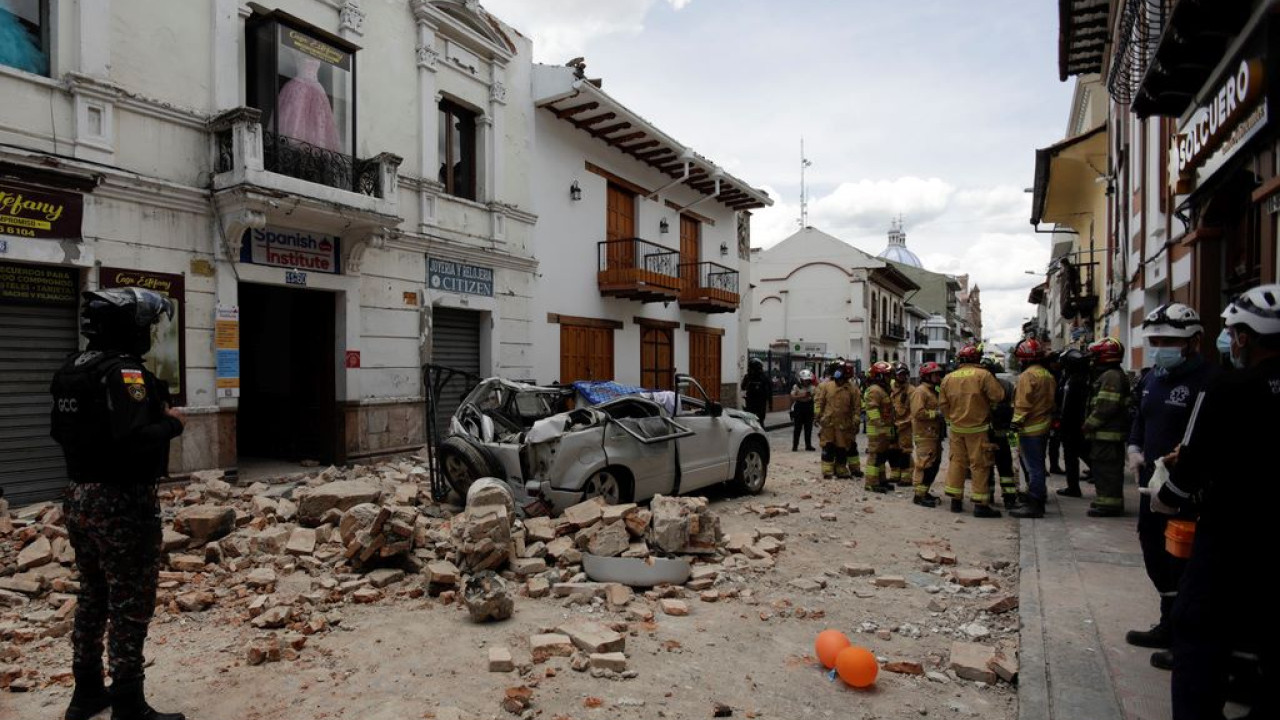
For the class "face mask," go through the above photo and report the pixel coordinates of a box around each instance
[1149,346,1185,370]
[1216,329,1232,355]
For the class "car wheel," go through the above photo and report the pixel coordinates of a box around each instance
[731,439,768,495]
[581,468,634,505]
[438,436,492,498]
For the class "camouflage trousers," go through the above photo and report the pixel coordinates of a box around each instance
[63,483,162,683]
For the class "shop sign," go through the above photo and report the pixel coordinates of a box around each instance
[792,341,827,354]
[240,226,341,274]
[280,25,351,70]
[1171,59,1266,193]
[215,305,241,398]
[0,260,78,306]
[101,267,187,406]
[428,257,493,297]
[0,180,84,240]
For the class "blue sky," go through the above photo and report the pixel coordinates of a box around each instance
[485,0,1077,342]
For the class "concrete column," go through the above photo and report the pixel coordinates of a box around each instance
[211,0,246,110]
[77,0,110,76]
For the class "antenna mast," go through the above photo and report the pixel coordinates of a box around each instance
[799,138,812,228]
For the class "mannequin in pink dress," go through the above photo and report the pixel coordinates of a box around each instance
[277,56,342,152]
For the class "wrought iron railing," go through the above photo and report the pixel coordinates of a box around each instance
[597,238,681,278]
[264,131,370,194]
[680,261,739,295]
[881,322,908,341]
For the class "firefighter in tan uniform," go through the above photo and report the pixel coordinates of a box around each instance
[889,363,914,486]
[814,360,861,479]
[910,361,946,507]
[938,345,1006,518]
[862,361,896,493]
[1082,337,1131,517]
[1009,338,1057,519]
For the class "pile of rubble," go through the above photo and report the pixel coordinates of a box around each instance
[0,460,786,694]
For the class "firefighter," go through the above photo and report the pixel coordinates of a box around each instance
[910,361,946,507]
[50,288,187,720]
[814,360,861,479]
[1154,285,1280,719]
[1055,348,1092,497]
[938,344,1005,517]
[889,363,914,486]
[1082,337,1130,517]
[1009,338,1057,519]
[1121,303,1216,671]
[862,361,896,493]
[983,355,1019,507]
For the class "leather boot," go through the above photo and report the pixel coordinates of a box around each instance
[1010,497,1045,519]
[111,678,185,720]
[1150,650,1174,671]
[821,461,834,479]
[950,498,964,513]
[1056,485,1082,497]
[65,665,111,720]
[972,503,1003,519]
[913,494,938,508]
[1087,505,1125,518]
[1125,623,1172,649]
[864,482,889,493]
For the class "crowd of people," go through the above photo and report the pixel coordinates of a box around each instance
[761,282,1279,720]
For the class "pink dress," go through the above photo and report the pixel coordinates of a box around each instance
[277,57,342,152]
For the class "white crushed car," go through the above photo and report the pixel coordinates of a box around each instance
[438,374,770,513]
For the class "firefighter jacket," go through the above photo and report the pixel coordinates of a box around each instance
[1083,365,1131,443]
[50,349,184,484]
[863,383,895,452]
[815,379,861,445]
[910,383,943,441]
[891,381,914,439]
[938,365,1005,434]
[1012,364,1057,437]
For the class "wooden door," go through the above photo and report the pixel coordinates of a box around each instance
[606,183,636,269]
[560,324,615,384]
[680,215,700,287]
[688,330,721,401]
[640,326,674,390]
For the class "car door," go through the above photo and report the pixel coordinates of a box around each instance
[674,375,733,491]
[597,399,688,501]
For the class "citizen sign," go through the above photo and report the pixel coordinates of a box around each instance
[1174,59,1264,183]
[428,257,494,297]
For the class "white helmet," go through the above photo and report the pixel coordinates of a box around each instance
[798,369,814,382]
[1142,302,1202,339]
[1222,284,1280,336]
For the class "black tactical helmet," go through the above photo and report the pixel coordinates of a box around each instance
[81,287,174,354]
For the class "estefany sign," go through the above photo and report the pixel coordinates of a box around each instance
[0,180,83,240]
[428,257,493,297]
[240,226,341,274]
[1172,59,1265,191]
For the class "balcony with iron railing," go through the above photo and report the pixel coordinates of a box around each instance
[597,238,682,302]
[881,322,908,342]
[678,261,739,313]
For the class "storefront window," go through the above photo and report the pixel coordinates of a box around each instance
[247,12,358,187]
[0,0,49,76]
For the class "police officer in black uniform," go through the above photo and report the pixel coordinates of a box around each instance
[51,287,186,720]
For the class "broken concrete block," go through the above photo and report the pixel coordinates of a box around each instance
[526,577,550,598]
[873,576,908,588]
[338,503,381,544]
[524,516,557,543]
[510,557,547,577]
[489,647,515,672]
[245,635,282,665]
[788,578,823,592]
[168,554,206,573]
[601,503,637,524]
[285,527,317,556]
[530,633,575,662]
[462,571,514,623]
[659,599,689,616]
[452,506,511,573]
[544,536,575,560]
[952,568,989,587]
[755,536,784,554]
[604,583,633,608]
[253,526,291,555]
[297,481,381,526]
[161,529,190,552]
[990,651,1018,683]
[589,652,627,672]
[623,508,652,538]
[0,576,43,595]
[699,590,720,603]
[885,660,924,675]
[984,595,1019,614]
[648,495,721,555]
[584,520,630,558]
[246,567,277,590]
[175,591,214,612]
[562,497,606,527]
[366,568,405,589]
[351,587,382,604]
[842,563,875,577]
[558,620,625,654]
[251,496,278,517]
[173,505,236,544]
[251,606,291,629]
[950,642,998,683]
[16,536,52,571]
[426,560,460,587]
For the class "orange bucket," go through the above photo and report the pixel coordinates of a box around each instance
[1165,519,1196,559]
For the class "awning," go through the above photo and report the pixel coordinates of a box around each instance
[1030,124,1108,226]
[1058,0,1111,81]
[533,64,772,211]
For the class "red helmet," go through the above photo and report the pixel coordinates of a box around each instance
[1014,338,1047,363]
[918,361,943,379]
[956,345,982,364]
[1087,337,1125,365]
[868,361,893,381]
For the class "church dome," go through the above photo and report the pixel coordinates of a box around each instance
[877,218,922,268]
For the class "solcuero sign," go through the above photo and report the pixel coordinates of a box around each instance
[1172,59,1265,192]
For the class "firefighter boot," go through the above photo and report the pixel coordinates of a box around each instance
[1125,623,1172,649]
[821,461,834,479]
[1009,497,1045,519]
[65,665,111,720]
[913,493,939,508]
[865,480,889,493]
[110,679,185,720]
[834,463,852,479]
[972,503,1003,519]
[950,497,964,513]
[1149,650,1174,671]
[848,456,864,478]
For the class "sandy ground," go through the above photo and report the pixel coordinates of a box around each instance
[4,428,1020,720]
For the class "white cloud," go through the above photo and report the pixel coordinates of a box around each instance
[810,177,955,233]
[483,0,674,62]
[666,0,694,8]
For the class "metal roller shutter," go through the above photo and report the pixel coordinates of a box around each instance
[0,303,79,505]
[430,307,482,439]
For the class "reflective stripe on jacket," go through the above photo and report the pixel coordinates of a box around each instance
[1084,366,1131,442]
[910,383,942,440]
[938,365,1005,433]
[863,384,894,440]
[815,379,861,430]
[1013,365,1056,436]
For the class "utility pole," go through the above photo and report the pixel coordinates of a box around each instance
[799,138,812,228]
